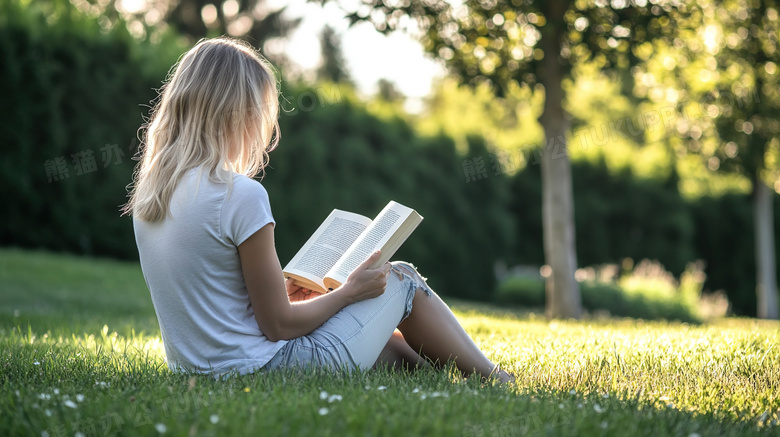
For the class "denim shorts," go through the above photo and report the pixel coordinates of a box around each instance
[263,261,434,372]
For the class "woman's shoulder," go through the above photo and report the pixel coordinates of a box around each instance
[225,173,271,208]
[231,173,269,195]
[221,172,275,242]
[182,166,271,205]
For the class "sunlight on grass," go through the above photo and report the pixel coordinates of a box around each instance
[2,249,780,436]
[4,325,166,379]
[449,303,780,431]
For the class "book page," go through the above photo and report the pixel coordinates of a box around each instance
[325,201,414,287]
[283,210,372,292]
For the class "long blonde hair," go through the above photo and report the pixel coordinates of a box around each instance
[124,37,280,222]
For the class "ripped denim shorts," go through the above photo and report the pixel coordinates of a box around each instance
[263,261,434,371]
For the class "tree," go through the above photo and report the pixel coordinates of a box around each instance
[377,78,404,103]
[326,0,686,318]
[710,0,779,319]
[318,25,352,84]
[85,0,301,66]
[166,0,301,62]
[654,0,779,318]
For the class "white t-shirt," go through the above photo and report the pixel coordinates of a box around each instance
[133,167,287,376]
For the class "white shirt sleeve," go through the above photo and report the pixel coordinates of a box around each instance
[221,175,276,247]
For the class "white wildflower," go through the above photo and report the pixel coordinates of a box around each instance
[593,404,604,413]
[319,390,328,400]
[52,389,59,395]
[45,409,52,417]
[688,433,701,437]
[38,394,50,401]
[209,414,219,424]
[412,388,420,394]
[155,423,167,433]
[569,389,577,395]
[377,386,387,391]
[318,407,329,416]
[328,394,342,403]
[63,400,77,409]
[76,394,84,402]
[33,361,40,366]
[75,432,85,437]
[602,393,609,399]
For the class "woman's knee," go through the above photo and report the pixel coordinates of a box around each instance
[389,261,434,298]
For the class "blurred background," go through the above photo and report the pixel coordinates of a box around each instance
[2,0,779,321]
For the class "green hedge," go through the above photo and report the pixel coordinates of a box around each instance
[507,158,694,274]
[0,0,177,259]
[689,194,758,316]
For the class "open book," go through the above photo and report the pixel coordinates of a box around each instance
[282,201,423,294]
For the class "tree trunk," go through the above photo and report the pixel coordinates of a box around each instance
[538,0,582,319]
[754,179,779,319]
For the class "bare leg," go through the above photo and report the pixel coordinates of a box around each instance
[398,289,514,383]
[373,330,430,372]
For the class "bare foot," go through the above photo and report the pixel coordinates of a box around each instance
[496,367,516,384]
[482,364,516,385]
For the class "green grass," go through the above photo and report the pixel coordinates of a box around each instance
[1,248,779,436]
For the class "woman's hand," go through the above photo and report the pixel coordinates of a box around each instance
[286,277,318,302]
[339,250,391,304]
[240,224,379,341]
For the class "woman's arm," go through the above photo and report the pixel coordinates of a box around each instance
[238,223,390,342]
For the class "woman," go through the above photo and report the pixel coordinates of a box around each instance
[125,37,513,383]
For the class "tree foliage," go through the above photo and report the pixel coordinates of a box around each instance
[64,0,300,66]
[332,0,687,95]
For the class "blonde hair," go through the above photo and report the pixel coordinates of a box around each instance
[124,37,280,222]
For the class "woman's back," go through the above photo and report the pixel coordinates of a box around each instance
[133,167,286,375]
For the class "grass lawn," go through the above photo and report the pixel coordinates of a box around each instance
[1,248,779,436]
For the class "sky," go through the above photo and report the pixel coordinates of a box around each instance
[266,0,446,111]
